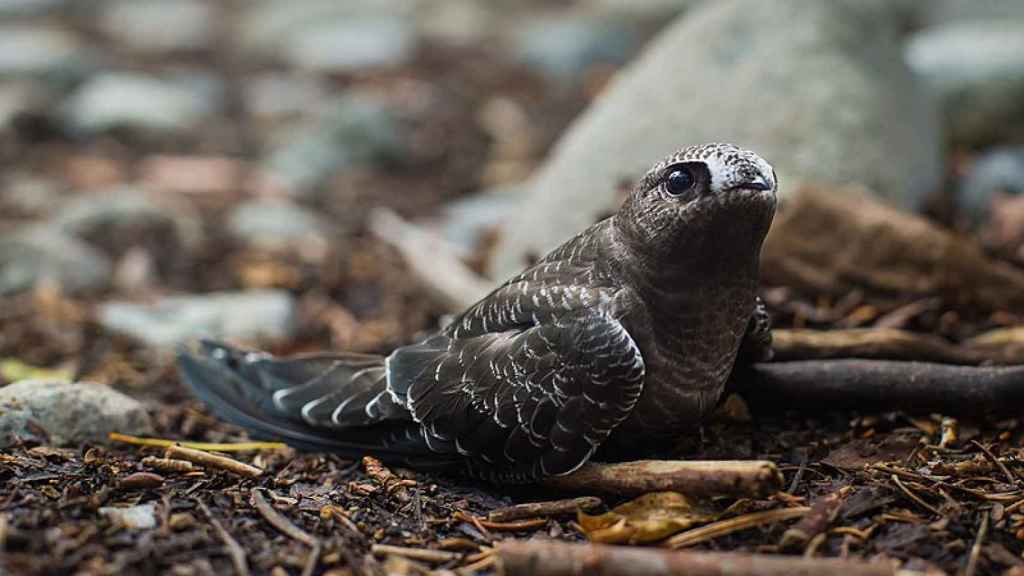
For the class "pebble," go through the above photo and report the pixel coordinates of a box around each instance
[61,72,217,136]
[98,290,297,348]
[0,379,152,448]
[284,17,415,73]
[959,147,1024,222]
[99,504,158,530]
[227,198,328,250]
[508,13,641,81]
[0,226,112,296]
[100,0,214,54]
[906,21,1024,146]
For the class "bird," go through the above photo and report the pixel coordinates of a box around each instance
[178,142,778,483]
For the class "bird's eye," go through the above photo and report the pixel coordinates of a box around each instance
[664,167,695,196]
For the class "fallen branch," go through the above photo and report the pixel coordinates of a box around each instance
[488,496,603,522]
[770,328,1024,365]
[371,544,461,564]
[369,207,495,312]
[196,498,250,576]
[743,360,1024,419]
[250,489,317,546]
[165,444,263,478]
[496,540,933,576]
[542,460,782,498]
[109,432,287,452]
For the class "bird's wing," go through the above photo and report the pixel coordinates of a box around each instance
[386,310,645,481]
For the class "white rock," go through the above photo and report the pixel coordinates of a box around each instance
[99,504,158,529]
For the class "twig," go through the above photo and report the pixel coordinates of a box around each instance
[770,328,999,364]
[474,516,547,532]
[458,553,496,575]
[109,432,287,452]
[891,474,942,517]
[371,544,461,564]
[141,456,195,473]
[301,542,321,576]
[166,444,263,478]
[489,496,602,522]
[249,489,317,546]
[965,510,989,576]
[196,498,250,576]
[496,540,929,576]
[320,504,363,538]
[666,507,809,548]
[971,440,1017,486]
[780,487,851,550]
[542,460,782,497]
[363,456,413,504]
[369,207,495,312]
[745,360,1024,419]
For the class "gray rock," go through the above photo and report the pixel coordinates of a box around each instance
[227,198,328,249]
[0,80,52,131]
[243,73,327,120]
[264,95,403,195]
[0,24,92,83]
[62,72,217,136]
[1,174,62,216]
[440,184,521,256]
[959,146,1024,222]
[0,379,152,448]
[906,21,1024,147]
[238,0,419,58]
[508,13,641,81]
[0,226,112,296]
[920,0,1024,25]
[491,0,941,279]
[98,290,297,348]
[100,0,214,53]
[99,504,158,529]
[0,0,66,16]
[583,0,697,23]
[52,186,203,265]
[284,17,415,73]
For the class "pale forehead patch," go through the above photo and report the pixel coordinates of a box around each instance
[646,143,776,193]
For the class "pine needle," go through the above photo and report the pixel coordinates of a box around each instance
[108,432,288,452]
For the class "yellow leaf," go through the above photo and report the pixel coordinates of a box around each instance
[0,358,73,383]
[577,492,720,544]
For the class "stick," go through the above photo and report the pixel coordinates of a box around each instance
[770,328,1021,365]
[495,540,929,576]
[542,460,782,498]
[141,456,195,474]
[965,511,989,576]
[166,444,263,478]
[780,487,851,550]
[488,497,603,522]
[666,507,809,548]
[370,544,461,564]
[109,432,287,452]
[196,498,250,576]
[743,360,1024,420]
[369,207,495,312]
[250,489,317,547]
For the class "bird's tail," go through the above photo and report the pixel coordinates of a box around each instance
[177,340,446,465]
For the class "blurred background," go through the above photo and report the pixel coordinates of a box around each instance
[0,0,1023,400]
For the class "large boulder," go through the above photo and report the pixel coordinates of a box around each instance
[491,0,941,279]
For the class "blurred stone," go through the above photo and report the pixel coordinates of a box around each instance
[62,72,217,136]
[584,0,697,22]
[492,0,941,278]
[100,0,214,53]
[439,184,521,256]
[959,147,1024,222]
[227,198,328,250]
[284,17,415,73]
[0,226,112,296]
[238,0,419,58]
[0,80,52,131]
[98,290,297,348]
[0,0,66,16]
[99,504,158,529]
[508,13,641,81]
[0,24,94,87]
[243,73,327,120]
[906,21,1024,147]
[417,0,495,46]
[920,0,1024,25]
[52,186,204,264]
[1,174,61,216]
[264,95,403,196]
[140,155,243,196]
[0,379,152,448]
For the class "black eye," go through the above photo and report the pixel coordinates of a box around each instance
[664,168,695,196]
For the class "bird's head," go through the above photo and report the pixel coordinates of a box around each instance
[615,143,777,275]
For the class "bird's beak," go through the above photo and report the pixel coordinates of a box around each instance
[744,174,772,192]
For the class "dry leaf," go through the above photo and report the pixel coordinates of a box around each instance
[577,491,719,544]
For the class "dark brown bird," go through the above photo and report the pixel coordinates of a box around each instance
[178,142,777,482]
